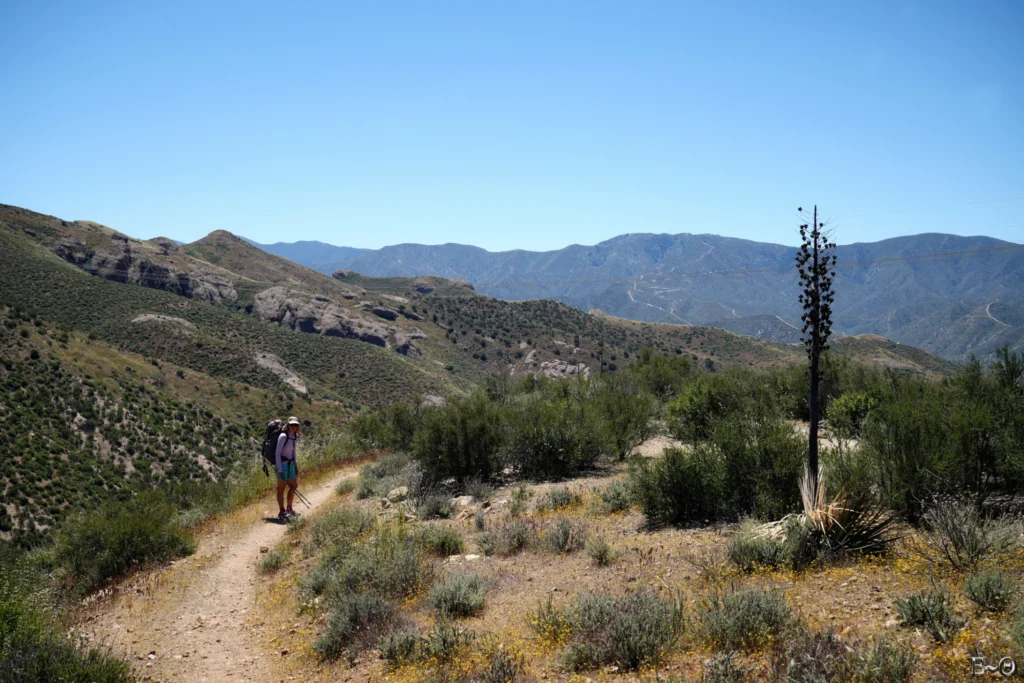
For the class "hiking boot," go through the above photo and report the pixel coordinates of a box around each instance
[286,508,299,518]
[278,510,290,523]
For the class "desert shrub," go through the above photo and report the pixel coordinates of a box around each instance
[627,350,693,400]
[698,586,793,651]
[0,564,133,683]
[527,594,571,642]
[414,393,505,483]
[420,526,465,557]
[314,591,396,661]
[304,524,432,603]
[594,479,633,513]
[309,507,374,548]
[536,486,580,512]
[502,396,604,478]
[590,376,655,459]
[853,636,917,683]
[828,390,876,439]
[665,370,773,443]
[893,587,964,643]
[702,652,753,682]
[430,572,489,618]
[556,589,684,672]
[1011,606,1024,653]
[420,622,476,663]
[542,518,589,554]
[478,642,526,683]
[910,498,1018,572]
[477,520,538,557]
[418,494,453,520]
[586,536,615,566]
[356,451,420,500]
[474,509,486,531]
[712,414,804,520]
[349,401,422,451]
[631,445,726,528]
[770,627,853,681]
[335,478,357,496]
[259,548,289,574]
[963,571,1017,612]
[509,485,533,517]
[463,478,494,501]
[48,492,194,593]
[729,526,785,571]
[379,628,421,668]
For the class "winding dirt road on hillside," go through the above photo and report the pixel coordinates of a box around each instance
[80,470,354,682]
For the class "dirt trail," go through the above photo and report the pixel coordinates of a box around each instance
[82,470,354,682]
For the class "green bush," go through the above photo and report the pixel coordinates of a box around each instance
[828,390,876,438]
[49,492,194,593]
[309,507,374,548]
[542,518,589,554]
[417,494,453,520]
[590,376,655,459]
[527,594,571,641]
[477,520,538,557]
[314,591,396,661]
[556,590,684,672]
[536,486,580,512]
[259,548,289,574]
[378,628,421,668]
[586,536,615,566]
[334,478,357,496]
[768,628,917,683]
[631,446,726,528]
[698,586,793,651]
[413,393,505,483]
[1011,606,1024,654]
[0,564,133,683]
[963,571,1017,612]
[702,652,753,682]
[853,636,917,683]
[893,587,964,643]
[594,479,633,513]
[420,526,465,557]
[502,396,604,478]
[478,642,526,683]
[430,572,489,618]
[355,451,419,500]
[420,622,476,663]
[729,527,785,571]
[665,370,772,443]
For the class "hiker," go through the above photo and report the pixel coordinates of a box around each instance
[275,416,301,520]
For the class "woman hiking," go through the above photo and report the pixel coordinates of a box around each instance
[275,416,301,521]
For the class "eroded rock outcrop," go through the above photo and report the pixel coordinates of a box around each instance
[52,234,237,303]
[253,286,401,349]
[254,352,308,394]
[131,314,197,336]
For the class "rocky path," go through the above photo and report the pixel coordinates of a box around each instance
[81,470,354,682]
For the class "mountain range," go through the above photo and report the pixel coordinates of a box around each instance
[247,232,1024,362]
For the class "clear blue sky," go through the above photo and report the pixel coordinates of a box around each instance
[2,1,1022,251]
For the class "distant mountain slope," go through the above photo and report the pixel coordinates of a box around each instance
[240,237,368,273]
[257,231,1024,362]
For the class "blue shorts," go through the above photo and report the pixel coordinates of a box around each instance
[277,460,297,481]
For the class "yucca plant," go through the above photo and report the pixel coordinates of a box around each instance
[760,466,899,565]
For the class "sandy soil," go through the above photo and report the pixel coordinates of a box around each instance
[79,469,356,682]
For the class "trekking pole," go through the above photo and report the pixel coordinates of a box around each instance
[294,488,313,509]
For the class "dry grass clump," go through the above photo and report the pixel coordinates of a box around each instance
[258,548,289,574]
[769,628,917,682]
[585,536,615,566]
[419,525,465,557]
[535,486,581,512]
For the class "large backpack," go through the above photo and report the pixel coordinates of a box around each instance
[260,419,285,475]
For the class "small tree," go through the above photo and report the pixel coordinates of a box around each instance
[795,206,836,502]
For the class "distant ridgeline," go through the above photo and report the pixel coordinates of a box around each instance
[250,233,1024,363]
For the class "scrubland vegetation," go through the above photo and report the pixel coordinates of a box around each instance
[273,343,1024,681]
